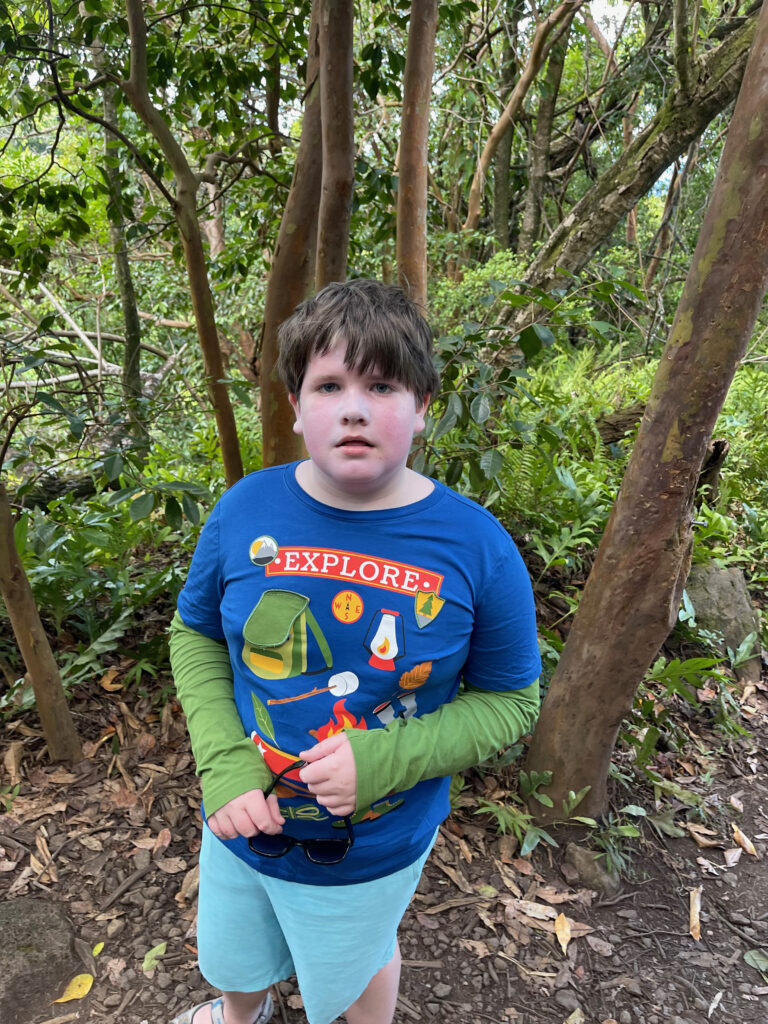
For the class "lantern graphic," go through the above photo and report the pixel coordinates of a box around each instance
[365,609,404,671]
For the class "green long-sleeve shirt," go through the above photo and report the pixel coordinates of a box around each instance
[169,611,540,817]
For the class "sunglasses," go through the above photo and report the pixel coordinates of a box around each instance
[248,760,355,866]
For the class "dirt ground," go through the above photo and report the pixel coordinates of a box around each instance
[2,668,768,1024]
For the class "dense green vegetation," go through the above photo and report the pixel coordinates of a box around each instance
[1,1,766,821]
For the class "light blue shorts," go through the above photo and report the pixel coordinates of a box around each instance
[197,824,436,1024]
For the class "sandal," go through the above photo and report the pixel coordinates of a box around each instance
[168,991,274,1024]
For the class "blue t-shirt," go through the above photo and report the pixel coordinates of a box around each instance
[178,462,540,884]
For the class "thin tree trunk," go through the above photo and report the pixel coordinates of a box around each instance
[94,37,146,444]
[260,0,322,466]
[644,141,698,290]
[397,0,438,307]
[518,32,569,252]
[463,0,584,233]
[526,0,768,819]
[121,0,243,487]
[315,0,355,288]
[0,480,82,762]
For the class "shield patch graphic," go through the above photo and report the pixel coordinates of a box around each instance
[415,590,444,629]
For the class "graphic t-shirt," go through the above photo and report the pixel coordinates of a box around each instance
[177,462,541,884]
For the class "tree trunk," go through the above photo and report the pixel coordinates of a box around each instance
[518,31,569,252]
[397,0,438,307]
[121,0,243,487]
[0,481,82,762]
[463,0,584,233]
[315,0,355,288]
[514,11,758,303]
[92,32,146,446]
[259,0,322,467]
[525,0,768,820]
[644,142,698,290]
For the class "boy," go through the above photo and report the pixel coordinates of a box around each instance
[169,279,541,1024]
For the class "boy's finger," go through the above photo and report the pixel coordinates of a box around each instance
[299,731,349,762]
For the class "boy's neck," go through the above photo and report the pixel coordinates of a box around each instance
[293,461,434,511]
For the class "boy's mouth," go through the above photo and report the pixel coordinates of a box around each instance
[337,437,373,448]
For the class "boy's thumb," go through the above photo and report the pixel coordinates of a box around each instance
[299,732,348,761]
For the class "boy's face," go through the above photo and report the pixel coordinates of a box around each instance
[289,338,429,506]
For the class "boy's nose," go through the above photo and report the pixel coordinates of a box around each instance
[340,390,370,423]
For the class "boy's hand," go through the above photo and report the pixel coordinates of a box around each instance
[207,790,284,840]
[299,732,357,816]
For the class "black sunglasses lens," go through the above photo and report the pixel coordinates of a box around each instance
[249,833,293,857]
[305,839,351,865]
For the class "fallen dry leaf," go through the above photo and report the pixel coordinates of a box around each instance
[586,935,614,957]
[732,824,758,857]
[730,794,744,813]
[510,858,535,876]
[286,994,304,1010]
[723,847,742,867]
[52,973,94,1002]
[155,856,187,874]
[689,886,702,941]
[564,1011,585,1024]
[99,668,123,691]
[512,899,557,920]
[3,740,24,785]
[459,938,492,957]
[555,912,571,955]
[153,828,172,857]
[686,823,723,849]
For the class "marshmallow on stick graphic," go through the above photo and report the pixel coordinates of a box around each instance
[267,671,359,706]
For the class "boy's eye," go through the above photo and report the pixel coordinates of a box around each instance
[318,382,339,393]
[372,382,394,394]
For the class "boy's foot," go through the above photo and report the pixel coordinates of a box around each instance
[168,992,273,1024]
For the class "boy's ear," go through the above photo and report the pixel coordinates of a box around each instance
[288,393,303,435]
[413,393,430,435]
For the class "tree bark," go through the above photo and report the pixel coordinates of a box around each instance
[0,480,82,762]
[525,0,768,820]
[259,0,322,467]
[515,11,758,304]
[518,31,569,252]
[463,0,585,233]
[397,0,438,306]
[121,0,243,487]
[101,81,147,445]
[315,0,355,288]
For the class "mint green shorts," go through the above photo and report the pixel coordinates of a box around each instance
[197,824,436,1024]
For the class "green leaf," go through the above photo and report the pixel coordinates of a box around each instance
[518,324,555,360]
[620,804,646,816]
[181,492,200,525]
[142,942,167,973]
[164,496,182,531]
[102,453,123,482]
[744,949,768,980]
[479,448,503,479]
[129,492,155,522]
[433,409,458,440]
[470,393,491,424]
[251,694,276,743]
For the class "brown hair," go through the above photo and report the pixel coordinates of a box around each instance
[277,279,440,404]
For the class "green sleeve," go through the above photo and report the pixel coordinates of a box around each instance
[169,611,271,817]
[345,679,540,811]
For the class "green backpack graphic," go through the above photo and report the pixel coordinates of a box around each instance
[242,589,332,680]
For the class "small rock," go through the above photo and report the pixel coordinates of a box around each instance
[426,1002,440,1016]
[156,972,173,990]
[433,983,452,998]
[619,1012,631,1024]
[564,843,620,895]
[554,989,580,1012]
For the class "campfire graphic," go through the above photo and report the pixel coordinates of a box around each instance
[309,699,368,741]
